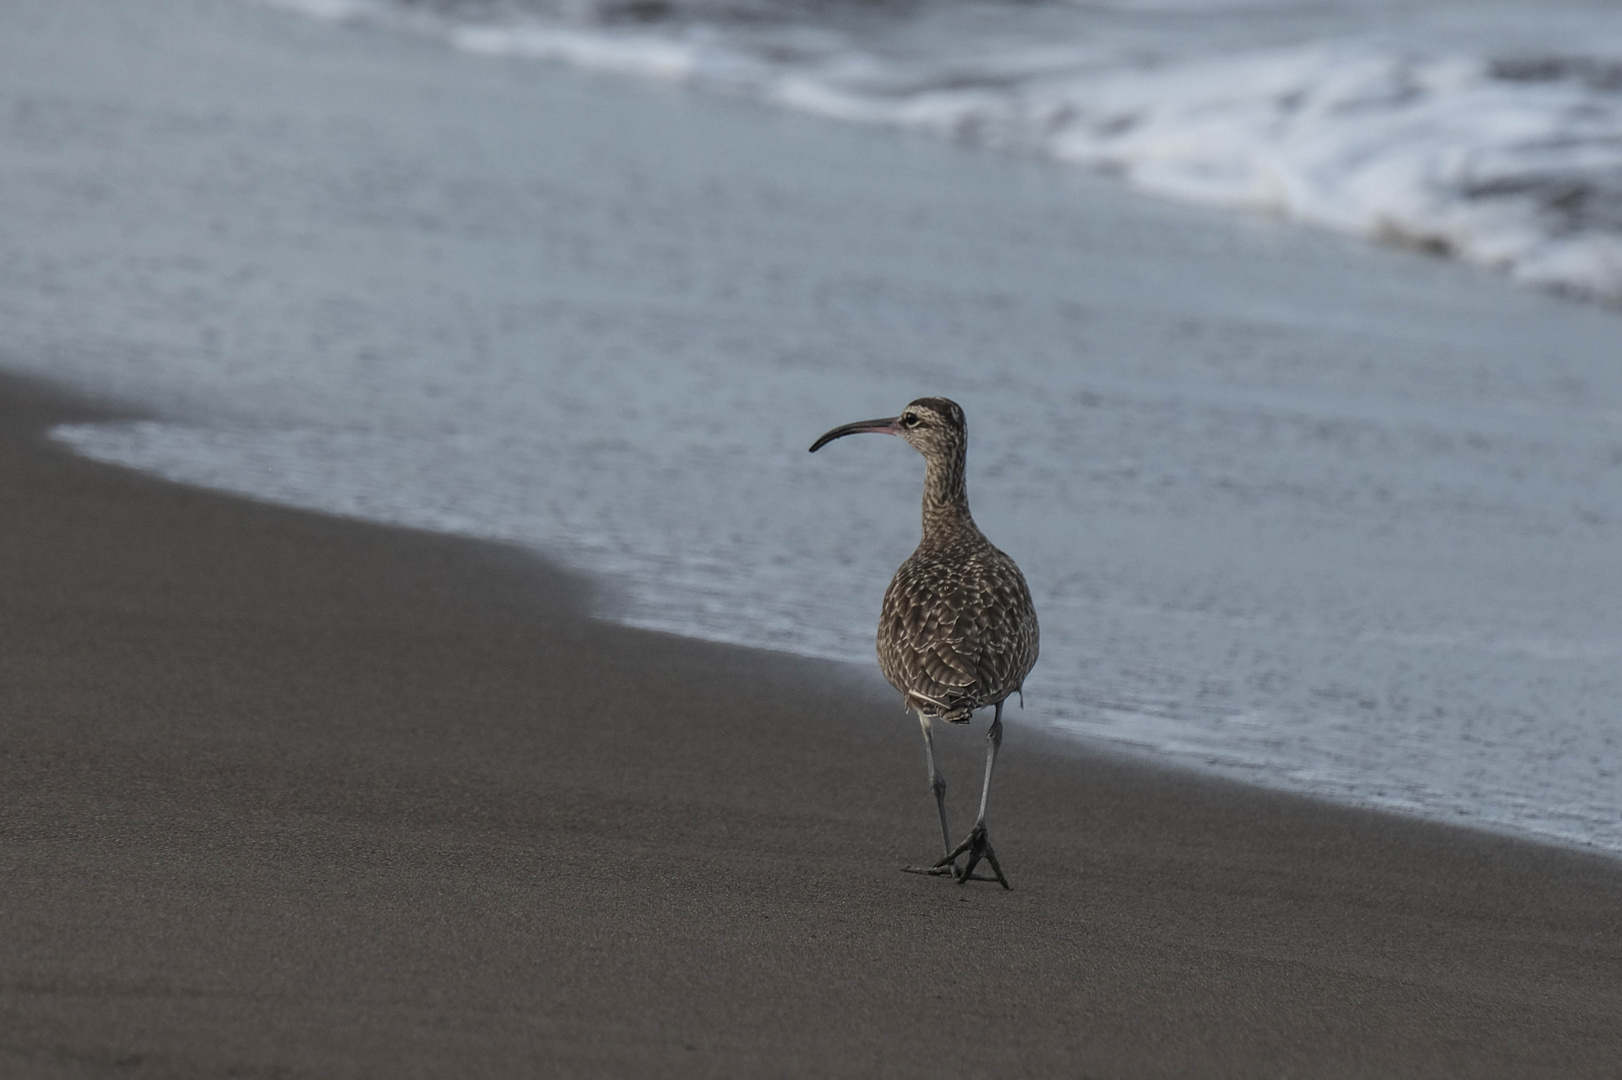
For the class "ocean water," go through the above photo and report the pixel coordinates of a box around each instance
[4,0,1620,855]
[255,0,1622,304]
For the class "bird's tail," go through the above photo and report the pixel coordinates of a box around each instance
[905,690,975,724]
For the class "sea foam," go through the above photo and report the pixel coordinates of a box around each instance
[253,0,1622,304]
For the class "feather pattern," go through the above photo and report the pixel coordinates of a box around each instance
[869,398,1039,723]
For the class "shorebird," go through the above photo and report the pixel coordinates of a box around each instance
[810,397,1038,888]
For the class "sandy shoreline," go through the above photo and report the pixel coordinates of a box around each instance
[11,0,1620,852]
[4,376,1621,1076]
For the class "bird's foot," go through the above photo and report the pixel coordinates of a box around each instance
[934,822,1010,889]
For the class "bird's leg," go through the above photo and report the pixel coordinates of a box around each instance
[973,704,1002,825]
[902,713,958,877]
[935,702,1010,888]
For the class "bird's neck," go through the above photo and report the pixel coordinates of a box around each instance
[921,449,973,541]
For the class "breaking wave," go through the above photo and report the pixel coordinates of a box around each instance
[258,0,1622,303]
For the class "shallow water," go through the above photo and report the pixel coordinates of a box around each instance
[4,0,1621,854]
[258,0,1622,303]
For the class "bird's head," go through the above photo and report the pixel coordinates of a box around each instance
[809,397,967,465]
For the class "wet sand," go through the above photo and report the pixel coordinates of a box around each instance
[9,0,1622,855]
[4,377,1621,1077]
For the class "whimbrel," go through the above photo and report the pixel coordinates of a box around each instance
[810,397,1038,888]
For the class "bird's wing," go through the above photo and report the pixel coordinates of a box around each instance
[879,547,1039,715]
[972,573,1037,695]
[881,558,1002,709]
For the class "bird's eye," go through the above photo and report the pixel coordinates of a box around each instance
[901,413,920,428]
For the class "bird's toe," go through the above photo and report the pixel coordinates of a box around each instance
[902,862,959,877]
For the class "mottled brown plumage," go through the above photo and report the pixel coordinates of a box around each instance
[874,399,1039,723]
[810,396,1038,887]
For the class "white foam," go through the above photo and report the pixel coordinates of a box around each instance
[1025,44,1622,302]
[251,0,1622,304]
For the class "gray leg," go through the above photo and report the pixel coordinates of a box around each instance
[922,713,952,856]
[975,704,1004,825]
[934,701,1011,888]
[902,712,958,877]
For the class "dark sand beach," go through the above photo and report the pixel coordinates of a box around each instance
[5,376,1622,1077]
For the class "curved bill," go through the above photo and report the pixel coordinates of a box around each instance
[809,416,899,453]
